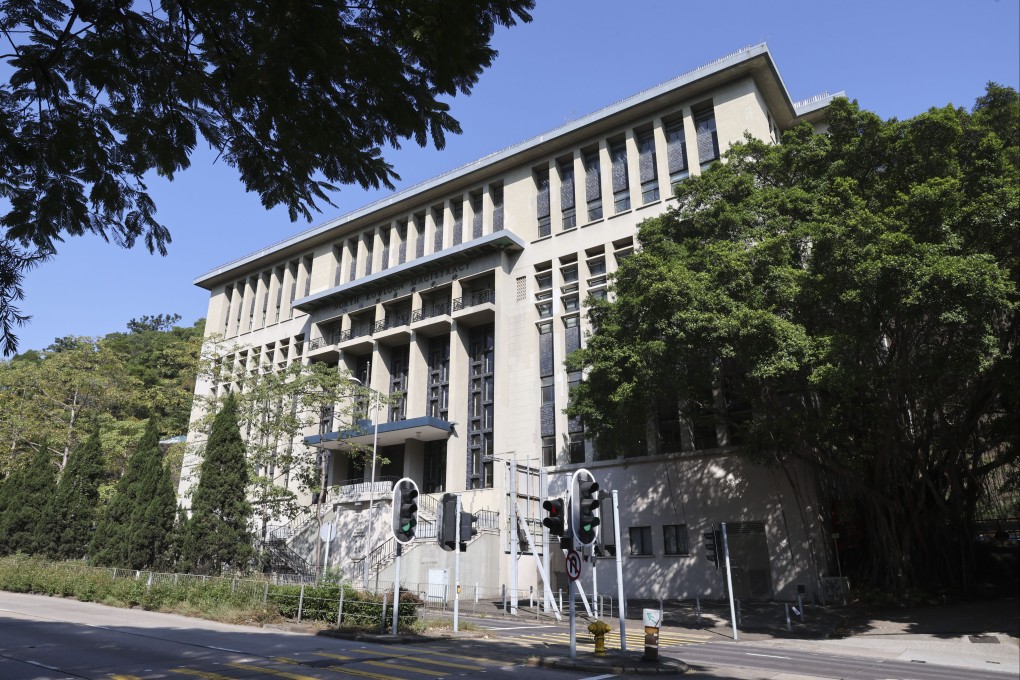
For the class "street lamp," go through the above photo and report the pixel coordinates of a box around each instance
[351,362,381,591]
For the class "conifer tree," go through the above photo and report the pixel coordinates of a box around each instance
[181,395,254,574]
[90,419,173,569]
[38,429,105,560]
[0,444,57,555]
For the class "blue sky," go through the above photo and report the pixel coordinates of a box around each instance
[14,0,1020,352]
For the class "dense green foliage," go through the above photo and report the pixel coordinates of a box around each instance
[182,395,254,574]
[90,419,176,569]
[0,555,420,630]
[567,87,1019,592]
[0,0,534,356]
[0,317,204,480]
[37,429,105,560]
[0,444,56,554]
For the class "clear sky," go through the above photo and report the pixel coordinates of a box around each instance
[13,0,1020,352]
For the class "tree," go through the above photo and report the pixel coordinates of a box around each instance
[0,0,534,356]
[0,443,57,555]
[567,87,1019,593]
[181,394,254,574]
[37,428,105,560]
[90,419,173,569]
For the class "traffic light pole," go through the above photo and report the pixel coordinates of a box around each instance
[453,493,462,632]
[613,489,627,652]
[721,522,738,641]
[569,577,576,660]
[391,543,402,636]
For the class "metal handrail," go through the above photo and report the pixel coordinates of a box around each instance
[410,301,451,322]
[452,288,495,312]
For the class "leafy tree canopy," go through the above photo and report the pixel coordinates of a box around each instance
[0,0,534,355]
[567,87,1018,592]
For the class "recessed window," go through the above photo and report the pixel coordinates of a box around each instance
[637,129,659,203]
[563,295,580,313]
[629,526,653,556]
[537,302,553,318]
[610,139,630,213]
[694,106,719,165]
[663,524,689,555]
[583,148,602,221]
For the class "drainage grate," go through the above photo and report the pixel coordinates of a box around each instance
[969,635,1000,644]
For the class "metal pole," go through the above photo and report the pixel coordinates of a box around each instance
[509,460,518,616]
[454,494,462,631]
[721,522,738,641]
[362,361,380,590]
[569,580,576,660]
[540,468,552,613]
[612,489,627,652]
[392,544,402,635]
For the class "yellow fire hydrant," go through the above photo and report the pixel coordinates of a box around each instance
[588,619,612,657]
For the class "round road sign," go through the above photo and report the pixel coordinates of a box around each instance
[566,549,582,581]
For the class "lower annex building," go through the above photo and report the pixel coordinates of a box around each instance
[178,44,844,605]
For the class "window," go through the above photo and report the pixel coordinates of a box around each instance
[665,119,688,183]
[302,255,313,296]
[427,335,450,420]
[562,295,580,313]
[542,436,556,467]
[568,432,585,464]
[414,213,426,259]
[587,255,606,277]
[348,239,358,282]
[536,167,551,237]
[610,139,630,213]
[537,302,553,318]
[637,130,659,203]
[695,106,719,165]
[629,526,653,556]
[559,158,576,230]
[432,205,445,252]
[333,244,344,286]
[274,266,284,322]
[380,226,390,271]
[491,183,504,231]
[467,325,495,489]
[471,191,483,239]
[397,220,407,264]
[451,199,463,246]
[583,148,602,221]
[541,376,555,405]
[560,263,579,284]
[536,271,553,291]
[663,524,689,555]
[363,233,374,275]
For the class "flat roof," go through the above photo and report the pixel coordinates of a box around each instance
[195,43,839,288]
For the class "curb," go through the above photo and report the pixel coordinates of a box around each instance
[527,654,689,675]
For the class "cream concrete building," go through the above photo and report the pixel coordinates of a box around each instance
[179,44,842,604]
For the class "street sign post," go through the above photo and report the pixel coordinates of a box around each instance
[566,549,582,581]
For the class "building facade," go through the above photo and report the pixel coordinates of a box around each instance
[179,44,841,603]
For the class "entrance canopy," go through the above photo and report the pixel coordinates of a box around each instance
[303,415,452,450]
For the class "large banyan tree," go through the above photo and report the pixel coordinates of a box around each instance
[567,88,1018,593]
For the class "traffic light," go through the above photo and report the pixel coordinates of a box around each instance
[575,472,599,546]
[391,478,419,544]
[543,498,566,537]
[595,490,616,557]
[437,493,458,551]
[459,511,478,551]
[704,529,720,568]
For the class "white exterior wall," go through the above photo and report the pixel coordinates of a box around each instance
[180,45,840,602]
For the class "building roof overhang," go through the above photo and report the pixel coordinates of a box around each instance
[291,229,523,313]
[195,43,840,289]
[305,415,452,450]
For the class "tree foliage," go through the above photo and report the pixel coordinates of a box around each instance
[37,428,105,560]
[0,443,57,555]
[0,0,534,355]
[181,394,253,574]
[90,418,175,569]
[567,87,1019,592]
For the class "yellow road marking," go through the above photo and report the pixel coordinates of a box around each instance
[227,662,319,680]
[170,669,237,680]
[322,664,404,680]
[362,660,447,676]
[415,648,501,665]
[110,676,143,680]
[313,652,358,662]
[371,652,485,668]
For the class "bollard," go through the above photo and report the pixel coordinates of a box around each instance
[297,585,305,623]
[529,585,534,608]
[263,581,270,606]
[785,603,792,630]
[381,593,389,633]
[736,599,741,626]
[642,608,662,662]
[337,589,345,626]
[588,620,611,657]
[558,588,563,612]
[696,597,702,627]
[797,593,805,622]
[501,584,506,614]
[146,572,153,592]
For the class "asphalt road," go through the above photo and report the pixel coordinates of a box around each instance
[0,592,583,680]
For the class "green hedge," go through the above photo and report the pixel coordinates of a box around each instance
[0,556,421,632]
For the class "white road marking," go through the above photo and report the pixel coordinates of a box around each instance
[484,624,556,630]
[745,652,791,659]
